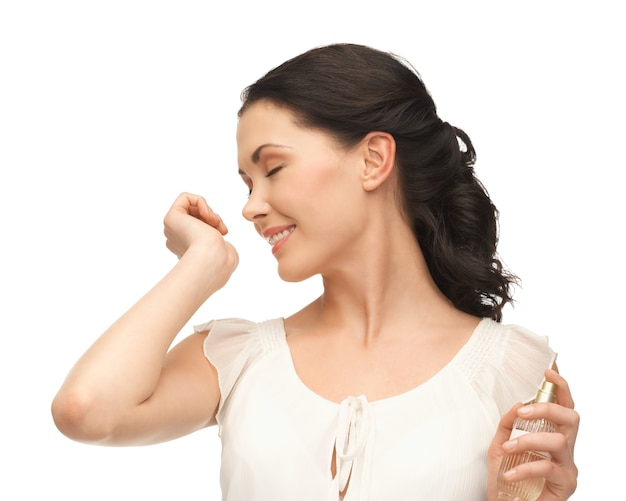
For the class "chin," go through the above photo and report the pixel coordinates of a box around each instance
[276,261,317,283]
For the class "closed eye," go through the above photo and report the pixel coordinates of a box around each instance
[266,165,284,177]
[243,165,283,198]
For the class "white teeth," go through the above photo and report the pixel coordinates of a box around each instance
[267,228,294,246]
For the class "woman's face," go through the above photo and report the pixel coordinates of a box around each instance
[236,100,371,282]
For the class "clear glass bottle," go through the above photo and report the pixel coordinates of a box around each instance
[497,380,557,501]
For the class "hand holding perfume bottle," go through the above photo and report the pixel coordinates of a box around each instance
[497,381,557,501]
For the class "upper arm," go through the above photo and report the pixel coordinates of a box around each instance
[110,331,221,445]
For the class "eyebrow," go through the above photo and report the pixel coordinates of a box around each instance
[251,143,291,163]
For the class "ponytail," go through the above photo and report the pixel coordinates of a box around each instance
[402,122,518,321]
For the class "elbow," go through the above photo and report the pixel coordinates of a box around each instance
[51,390,113,444]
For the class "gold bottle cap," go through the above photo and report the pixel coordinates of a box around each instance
[535,381,557,403]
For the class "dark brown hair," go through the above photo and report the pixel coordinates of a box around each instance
[239,43,518,321]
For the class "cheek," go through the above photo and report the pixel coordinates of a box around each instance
[278,153,366,231]
[297,184,361,230]
[304,193,368,247]
[303,162,362,211]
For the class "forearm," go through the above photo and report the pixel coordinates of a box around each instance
[52,245,225,439]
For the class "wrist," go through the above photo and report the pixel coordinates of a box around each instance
[176,243,235,296]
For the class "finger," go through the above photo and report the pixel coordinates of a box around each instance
[181,193,229,235]
[169,193,228,235]
[515,402,579,430]
[512,402,579,456]
[499,435,575,488]
[544,369,574,409]
[170,192,200,211]
[170,192,209,216]
[503,431,568,458]
[197,203,228,235]
[499,455,553,484]
[501,455,577,499]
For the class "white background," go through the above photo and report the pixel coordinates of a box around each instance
[1,1,623,499]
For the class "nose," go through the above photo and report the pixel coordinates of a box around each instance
[242,188,270,222]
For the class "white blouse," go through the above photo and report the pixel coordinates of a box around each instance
[195,317,555,501]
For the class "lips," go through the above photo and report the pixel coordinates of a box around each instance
[263,225,295,253]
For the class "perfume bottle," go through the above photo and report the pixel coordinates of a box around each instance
[497,380,557,501]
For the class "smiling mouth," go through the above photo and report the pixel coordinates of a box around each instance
[267,226,295,246]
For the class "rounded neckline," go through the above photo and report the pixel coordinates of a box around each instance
[274,317,492,407]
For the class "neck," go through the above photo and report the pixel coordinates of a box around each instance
[303,212,462,345]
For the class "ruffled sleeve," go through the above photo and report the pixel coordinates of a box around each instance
[466,320,557,418]
[194,318,263,425]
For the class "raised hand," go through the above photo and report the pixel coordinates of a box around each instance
[163,192,239,287]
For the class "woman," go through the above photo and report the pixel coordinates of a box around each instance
[52,43,578,500]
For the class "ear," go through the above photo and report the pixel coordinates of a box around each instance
[360,132,396,192]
